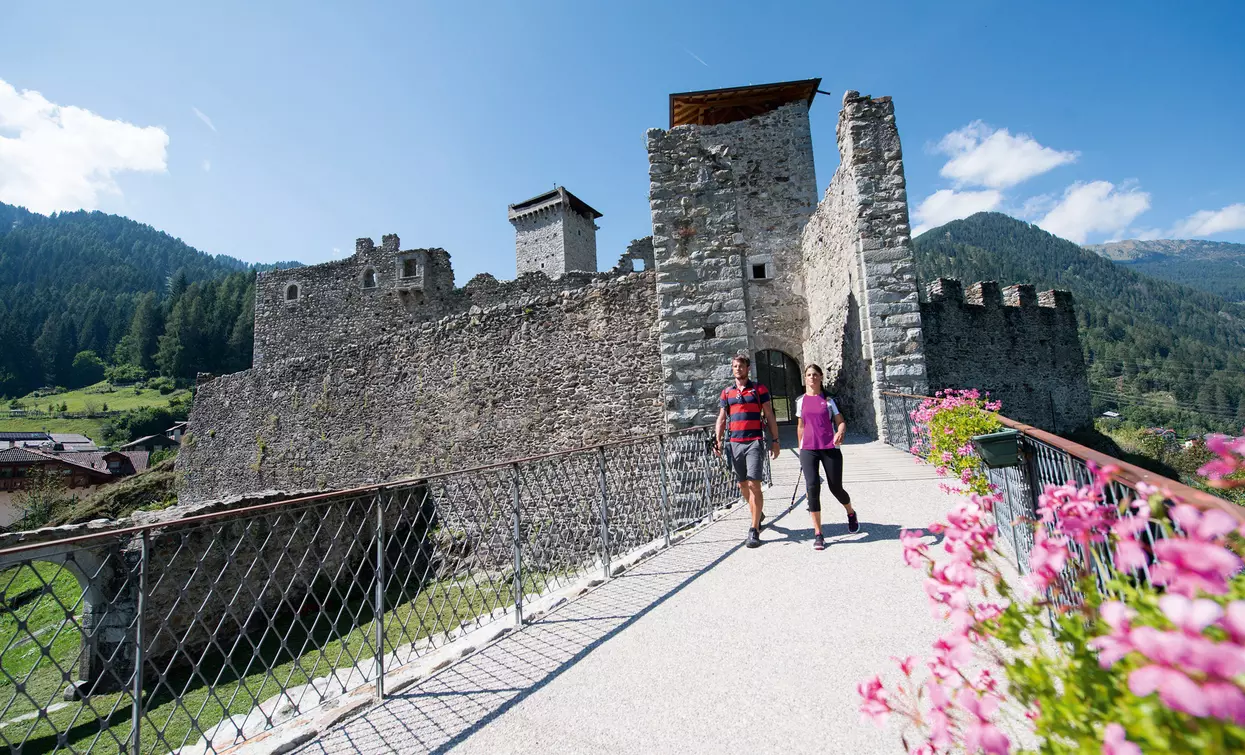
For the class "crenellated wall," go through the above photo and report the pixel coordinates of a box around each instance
[254,235,456,367]
[920,278,1092,434]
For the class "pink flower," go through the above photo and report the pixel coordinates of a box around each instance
[1158,594,1223,634]
[1203,681,1245,726]
[1150,505,1243,597]
[957,690,1011,754]
[1101,723,1140,755]
[901,530,929,568]
[1223,601,1245,644]
[893,655,918,676]
[1128,663,1209,717]
[1026,528,1068,592]
[857,676,890,726]
[1089,602,1134,668]
[1110,511,1150,572]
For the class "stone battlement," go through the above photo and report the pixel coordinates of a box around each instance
[925,278,1075,310]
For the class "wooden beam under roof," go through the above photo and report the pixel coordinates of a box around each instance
[669,78,822,128]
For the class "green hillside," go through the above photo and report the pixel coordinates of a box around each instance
[1085,239,1245,302]
[913,213,1245,435]
[0,202,299,400]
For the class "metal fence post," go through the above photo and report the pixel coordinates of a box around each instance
[903,396,913,451]
[131,530,149,755]
[656,435,673,547]
[511,463,523,628]
[1000,469,1024,572]
[597,447,611,580]
[701,432,714,510]
[374,495,385,700]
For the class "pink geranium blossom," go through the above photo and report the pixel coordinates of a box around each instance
[1149,505,1243,596]
[1101,723,1140,755]
[957,690,1011,754]
[858,676,890,726]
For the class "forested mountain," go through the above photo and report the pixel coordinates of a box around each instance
[0,202,299,397]
[913,213,1245,434]
[1085,238,1245,302]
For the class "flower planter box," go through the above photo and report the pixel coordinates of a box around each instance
[971,429,1021,468]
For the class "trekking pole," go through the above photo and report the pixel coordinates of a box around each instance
[790,465,804,506]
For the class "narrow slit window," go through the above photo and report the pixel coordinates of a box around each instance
[751,263,769,280]
[285,284,299,301]
[703,326,716,339]
[362,269,377,288]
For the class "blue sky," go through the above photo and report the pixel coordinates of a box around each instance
[1,0,1243,280]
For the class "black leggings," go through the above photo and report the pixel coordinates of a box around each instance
[800,448,850,513]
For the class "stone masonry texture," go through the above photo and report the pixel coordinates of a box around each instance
[646,102,817,428]
[801,92,927,439]
[181,271,663,503]
[512,200,599,278]
[922,278,1092,434]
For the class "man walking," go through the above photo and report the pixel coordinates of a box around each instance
[714,354,781,548]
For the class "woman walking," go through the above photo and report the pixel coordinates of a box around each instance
[796,364,856,550]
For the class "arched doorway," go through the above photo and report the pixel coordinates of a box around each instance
[756,350,801,424]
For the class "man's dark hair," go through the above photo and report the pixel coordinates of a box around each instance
[732,354,751,368]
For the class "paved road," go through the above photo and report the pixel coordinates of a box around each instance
[297,440,948,755]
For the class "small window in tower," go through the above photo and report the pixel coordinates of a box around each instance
[285,284,299,301]
[751,263,769,280]
[402,259,420,279]
[632,259,646,272]
[703,326,717,340]
[362,268,377,288]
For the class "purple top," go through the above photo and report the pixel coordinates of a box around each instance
[796,393,840,450]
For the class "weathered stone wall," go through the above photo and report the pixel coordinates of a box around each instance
[703,102,818,362]
[801,92,927,439]
[513,210,568,277]
[647,127,749,427]
[921,279,1092,434]
[800,164,876,432]
[646,102,818,426]
[561,206,599,274]
[180,272,664,503]
[611,236,655,274]
[254,235,455,367]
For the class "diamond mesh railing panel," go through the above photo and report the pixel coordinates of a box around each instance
[0,426,740,753]
[878,391,1227,612]
[0,534,140,754]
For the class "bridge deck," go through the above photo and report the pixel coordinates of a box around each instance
[296,440,948,755]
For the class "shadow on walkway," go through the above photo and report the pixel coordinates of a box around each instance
[296,531,745,755]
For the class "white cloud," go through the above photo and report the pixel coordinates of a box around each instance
[201,159,211,172]
[0,78,168,214]
[1037,181,1150,243]
[936,121,1078,189]
[192,106,216,132]
[1019,193,1056,220]
[912,189,1003,235]
[1170,203,1245,237]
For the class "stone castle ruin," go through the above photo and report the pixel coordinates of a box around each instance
[179,78,1091,503]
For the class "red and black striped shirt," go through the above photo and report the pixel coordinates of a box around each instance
[719,381,771,442]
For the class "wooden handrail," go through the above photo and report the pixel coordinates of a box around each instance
[879,391,1245,523]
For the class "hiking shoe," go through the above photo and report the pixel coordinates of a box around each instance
[847,510,859,534]
[746,527,761,548]
[813,533,825,551]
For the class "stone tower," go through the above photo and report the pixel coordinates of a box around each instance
[647,79,821,427]
[508,187,602,277]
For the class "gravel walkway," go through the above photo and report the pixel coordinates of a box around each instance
[297,440,950,755]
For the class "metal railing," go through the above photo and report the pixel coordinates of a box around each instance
[879,391,1245,589]
[0,425,738,754]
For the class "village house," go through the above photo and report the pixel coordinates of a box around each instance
[0,447,149,527]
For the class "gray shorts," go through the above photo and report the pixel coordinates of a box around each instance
[725,440,765,483]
